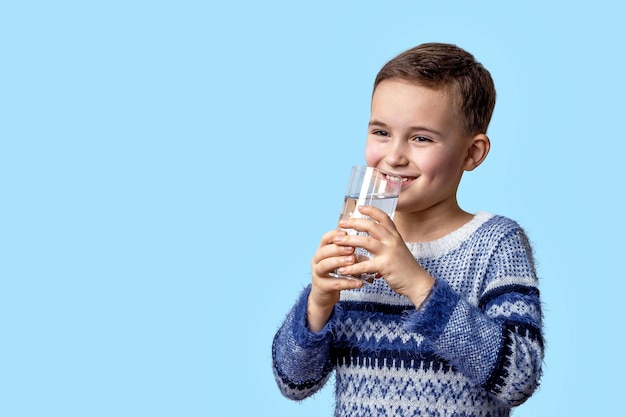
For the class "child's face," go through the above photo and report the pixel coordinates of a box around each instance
[365,79,471,213]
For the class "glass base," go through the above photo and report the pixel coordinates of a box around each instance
[329,271,377,284]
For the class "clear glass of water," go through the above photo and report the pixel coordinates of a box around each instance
[329,166,402,284]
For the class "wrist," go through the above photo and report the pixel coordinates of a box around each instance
[307,294,335,333]
[408,277,435,310]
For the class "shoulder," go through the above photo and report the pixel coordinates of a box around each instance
[475,213,536,267]
[474,212,528,240]
[466,213,535,261]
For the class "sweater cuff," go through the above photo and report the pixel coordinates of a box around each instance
[292,285,335,347]
[403,279,460,343]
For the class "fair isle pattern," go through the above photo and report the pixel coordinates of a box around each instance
[334,366,510,417]
[272,213,544,417]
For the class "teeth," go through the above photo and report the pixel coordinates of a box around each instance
[386,174,411,182]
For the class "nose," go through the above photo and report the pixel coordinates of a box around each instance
[385,139,409,167]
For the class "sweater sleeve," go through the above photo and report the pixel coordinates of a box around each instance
[271,285,337,400]
[403,226,544,406]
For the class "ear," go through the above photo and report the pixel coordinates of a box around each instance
[463,133,490,171]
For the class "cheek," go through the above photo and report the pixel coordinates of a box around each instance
[364,140,383,165]
[421,151,463,182]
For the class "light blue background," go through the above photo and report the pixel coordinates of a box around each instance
[1,1,623,416]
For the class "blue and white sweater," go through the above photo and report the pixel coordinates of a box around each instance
[272,212,544,417]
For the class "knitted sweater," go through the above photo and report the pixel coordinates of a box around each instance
[272,212,544,417]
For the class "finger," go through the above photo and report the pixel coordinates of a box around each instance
[339,210,391,236]
[318,230,341,248]
[345,208,398,241]
[313,249,356,277]
[357,205,394,226]
[338,217,377,235]
[335,259,376,279]
[315,276,364,292]
[313,238,354,263]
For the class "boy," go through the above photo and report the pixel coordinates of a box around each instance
[272,43,543,417]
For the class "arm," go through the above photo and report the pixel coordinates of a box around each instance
[272,230,363,400]
[273,228,362,400]
[404,227,544,406]
[271,286,337,400]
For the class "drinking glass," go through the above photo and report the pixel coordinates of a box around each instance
[329,166,402,283]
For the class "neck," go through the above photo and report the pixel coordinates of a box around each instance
[393,203,473,243]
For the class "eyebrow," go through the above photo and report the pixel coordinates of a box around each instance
[368,119,443,136]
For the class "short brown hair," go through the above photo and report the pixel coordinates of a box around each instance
[373,43,496,136]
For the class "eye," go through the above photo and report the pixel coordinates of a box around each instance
[412,135,432,143]
[372,129,390,137]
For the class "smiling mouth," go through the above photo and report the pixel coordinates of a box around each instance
[385,174,416,183]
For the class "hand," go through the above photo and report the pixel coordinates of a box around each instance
[333,205,435,305]
[307,229,364,332]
